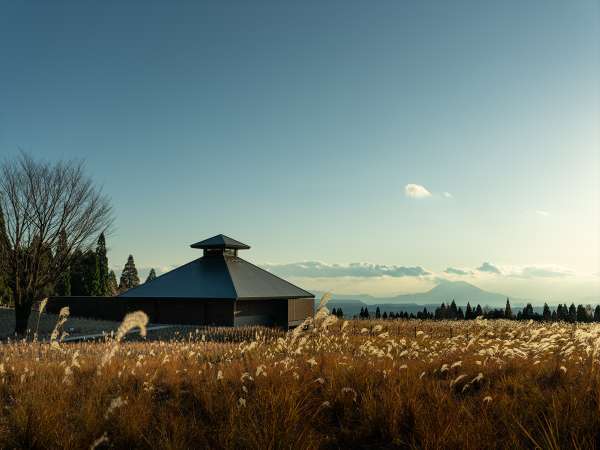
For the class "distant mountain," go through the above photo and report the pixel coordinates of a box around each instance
[388,280,527,307]
[314,280,530,309]
[313,280,536,318]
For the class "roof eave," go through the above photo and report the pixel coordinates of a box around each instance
[236,295,315,301]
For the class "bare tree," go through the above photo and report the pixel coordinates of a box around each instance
[0,153,113,334]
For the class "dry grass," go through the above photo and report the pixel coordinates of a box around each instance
[2,308,600,448]
[0,307,124,340]
[0,307,283,343]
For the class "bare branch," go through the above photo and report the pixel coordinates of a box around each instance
[0,152,114,332]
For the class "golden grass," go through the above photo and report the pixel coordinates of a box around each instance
[2,310,600,449]
[0,306,124,340]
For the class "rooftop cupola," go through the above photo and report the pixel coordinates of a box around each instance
[190,234,250,257]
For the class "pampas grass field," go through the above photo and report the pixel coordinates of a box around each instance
[2,299,600,449]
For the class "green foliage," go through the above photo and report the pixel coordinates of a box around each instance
[119,255,140,293]
[465,302,473,319]
[145,268,157,283]
[52,232,118,297]
[542,303,551,321]
[70,250,100,296]
[0,204,8,259]
[107,270,118,296]
[475,304,483,317]
[505,298,512,319]
[54,230,71,296]
[0,206,12,305]
[569,303,577,323]
[95,233,109,295]
[0,276,12,306]
[577,304,588,323]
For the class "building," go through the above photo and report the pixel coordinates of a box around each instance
[48,234,315,328]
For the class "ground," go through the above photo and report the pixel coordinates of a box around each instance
[0,307,282,342]
[0,306,124,340]
[1,308,599,449]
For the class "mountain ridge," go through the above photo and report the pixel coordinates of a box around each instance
[313,280,531,308]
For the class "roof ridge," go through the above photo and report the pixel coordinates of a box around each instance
[226,256,313,299]
[223,255,240,299]
[117,258,202,297]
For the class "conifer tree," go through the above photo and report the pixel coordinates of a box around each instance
[568,303,577,323]
[0,205,12,305]
[68,250,99,296]
[450,300,458,319]
[0,205,7,257]
[375,306,381,319]
[475,304,483,317]
[439,302,447,319]
[576,304,588,323]
[84,250,100,296]
[119,255,140,293]
[145,268,157,283]
[331,307,337,316]
[465,302,473,320]
[54,229,71,296]
[522,303,534,320]
[107,270,118,296]
[542,303,551,321]
[69,250,85,295]
[95,233,109,295]
[504,298,512,319]
[594,305,600,322]
[382,311,388,319]
[557,304,564,321]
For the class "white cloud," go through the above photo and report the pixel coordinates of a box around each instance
[536,210,550,216]
[442,192,453,198]
[471,262,574,279]
[261,261,430,278]
[444,267,472,276]
[439,260,582,282]
[477,262,502,275]
[405,184,432,199]
[510,265,573,279]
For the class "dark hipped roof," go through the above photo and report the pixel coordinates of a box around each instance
[120,255,314,300]
[190,234,250,250]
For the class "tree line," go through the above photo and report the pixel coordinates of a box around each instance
[0,153,157,333]
[352,299,600,323]
[51,232,156,297]
[1,216,156,303]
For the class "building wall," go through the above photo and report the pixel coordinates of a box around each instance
[288,297,314,327]
[46,297,234,326]
[47,296,314,328]
[234,299,288,327]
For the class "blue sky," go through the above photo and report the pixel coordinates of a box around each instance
[1,1,598,300]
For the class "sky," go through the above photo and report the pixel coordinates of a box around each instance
[1,1,598,302]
